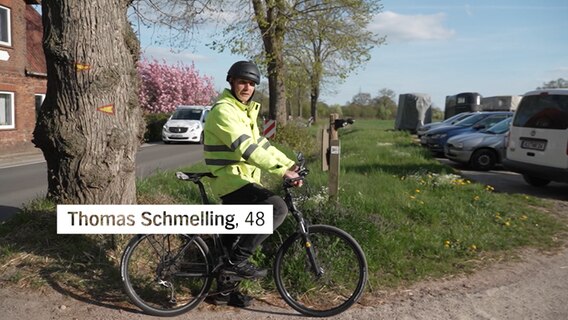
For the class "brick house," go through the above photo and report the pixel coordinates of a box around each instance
[0,0,45,154]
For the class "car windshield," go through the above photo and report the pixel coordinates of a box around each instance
[443,112,471,124]
[484,117,512,134]
[453,113,487,127]
[171,109,203,120]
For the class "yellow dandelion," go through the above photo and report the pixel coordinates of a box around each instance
[473,195,480,201]
[415,189,421,193]
[504,221,511,227]
[520,215,528,221]
[444,240,451,248]
[485,185,494,191]
[410,195,416,200]
[469,244,477,251]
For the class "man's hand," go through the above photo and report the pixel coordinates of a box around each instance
[283,168,303,187]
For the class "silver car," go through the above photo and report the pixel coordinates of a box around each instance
[444,117,512,171]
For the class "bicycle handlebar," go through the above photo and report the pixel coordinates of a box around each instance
[283,152,309,188]
[176,153,308,188]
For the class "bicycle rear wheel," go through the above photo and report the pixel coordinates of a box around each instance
[274,225,368,317]
[120,234,213,317]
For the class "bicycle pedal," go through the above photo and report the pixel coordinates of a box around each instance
[219,272,244,283]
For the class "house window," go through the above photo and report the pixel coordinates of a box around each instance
[0,91,15,129]
[35,94,45,116]
[0,5,11,47]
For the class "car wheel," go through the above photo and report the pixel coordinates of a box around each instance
[199,132,204,144]
[163,141,171,144]
[522,174,550,187]
[470,149,496,171]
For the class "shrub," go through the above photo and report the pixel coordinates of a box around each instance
[270,123,317,156]
[143,113,170,142]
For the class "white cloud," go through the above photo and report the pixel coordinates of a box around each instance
[369,11,456,43]
[464,4,474,17]
[140,47,209,64]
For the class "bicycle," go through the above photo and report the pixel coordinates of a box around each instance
[120,153,368,317]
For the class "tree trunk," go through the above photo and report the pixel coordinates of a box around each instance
[252,0,288,125]
[310,60,323,122]
[33,0,143,204]
[310,88,319,123]
[266,57,287,124]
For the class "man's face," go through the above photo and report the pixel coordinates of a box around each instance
[231,78,256,103]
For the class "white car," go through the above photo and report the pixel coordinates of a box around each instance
[162,105,211,144]
[503,89,568,186]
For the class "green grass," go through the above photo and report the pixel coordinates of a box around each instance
[0,119,566,301]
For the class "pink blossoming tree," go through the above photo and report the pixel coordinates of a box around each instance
[138,59,217,113]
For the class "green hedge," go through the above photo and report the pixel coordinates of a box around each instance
[144,113,170,142]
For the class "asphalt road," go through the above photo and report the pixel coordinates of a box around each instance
[0,143,204,220]
[438,158,568,202]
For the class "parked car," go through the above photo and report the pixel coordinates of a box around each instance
[503,89,568,186]
[417,112,475,138]
[162,105,211,144]
[422,111,513,155]
[444,117,512,170]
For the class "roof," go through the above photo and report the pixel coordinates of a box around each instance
[25,4,46,75]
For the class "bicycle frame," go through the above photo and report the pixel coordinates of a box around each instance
[179,168,324,279]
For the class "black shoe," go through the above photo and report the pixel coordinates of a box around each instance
[222,260,268,279]
[213,291,253,308]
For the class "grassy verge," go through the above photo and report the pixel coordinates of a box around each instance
[0,119,566,303]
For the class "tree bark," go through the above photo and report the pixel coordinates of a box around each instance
[33,0,144,204]
[251,0,288,125]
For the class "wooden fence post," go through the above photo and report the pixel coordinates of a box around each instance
[328,114,340,199]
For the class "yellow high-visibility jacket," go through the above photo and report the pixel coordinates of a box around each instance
[203,89,295,197]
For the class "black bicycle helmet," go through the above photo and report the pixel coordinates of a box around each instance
[226,61,261,85]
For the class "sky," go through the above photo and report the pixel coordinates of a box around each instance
[137,0,568,110]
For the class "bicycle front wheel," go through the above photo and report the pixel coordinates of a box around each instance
[120,234,213,317]
[274,225,368,317]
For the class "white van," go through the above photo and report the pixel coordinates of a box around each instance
[162,105,211,144]
[503,89,568,186]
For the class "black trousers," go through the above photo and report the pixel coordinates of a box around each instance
[220,183,288,262]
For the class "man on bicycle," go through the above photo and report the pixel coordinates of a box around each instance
[203,60,302,307]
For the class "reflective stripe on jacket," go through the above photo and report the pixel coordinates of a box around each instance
[203,89,295,197]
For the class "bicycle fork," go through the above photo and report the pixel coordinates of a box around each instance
[298,219,324,278]
[285,189,324,278]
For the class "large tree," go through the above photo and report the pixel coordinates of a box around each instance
[129,1,383,124]
[33,0,144,204]
[286,0,383,121]
[251,0,289,124]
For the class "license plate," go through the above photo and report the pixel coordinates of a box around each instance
[171,134,184,138]
[520,138,546,151]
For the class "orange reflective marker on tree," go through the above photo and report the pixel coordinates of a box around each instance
[75,63,91,71]
[97,104,114,115]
